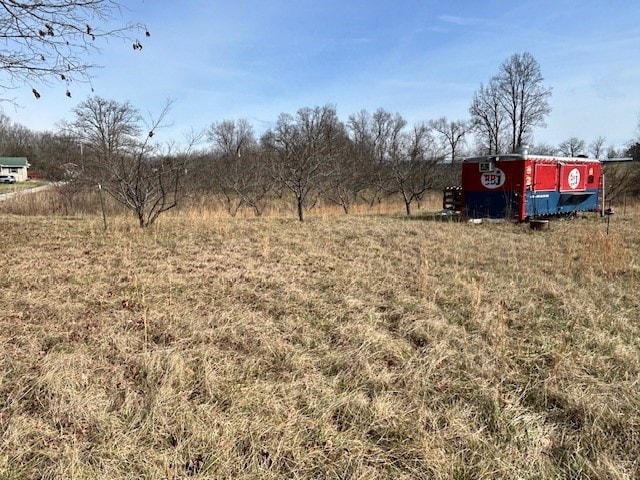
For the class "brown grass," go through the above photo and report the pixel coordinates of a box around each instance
[0,198,639,479]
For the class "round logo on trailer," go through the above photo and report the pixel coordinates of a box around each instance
[568,168,580,189]
[480,168,505,189]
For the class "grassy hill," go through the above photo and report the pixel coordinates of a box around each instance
[0,207,638,479]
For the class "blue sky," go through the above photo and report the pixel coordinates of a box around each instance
[4,0,640,152]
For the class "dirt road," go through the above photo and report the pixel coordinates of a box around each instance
[0,184,52,202]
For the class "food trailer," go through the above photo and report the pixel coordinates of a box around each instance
[460,154,602,220]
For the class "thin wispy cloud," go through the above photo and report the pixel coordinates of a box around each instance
[437,14,485,26]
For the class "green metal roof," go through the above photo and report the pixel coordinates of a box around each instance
[0,157,29,167]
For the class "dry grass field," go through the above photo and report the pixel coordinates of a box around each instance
[0,197,639,479]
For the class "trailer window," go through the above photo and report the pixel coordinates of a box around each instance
[533,163,558,191]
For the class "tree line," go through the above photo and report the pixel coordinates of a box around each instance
[1,51,638,226]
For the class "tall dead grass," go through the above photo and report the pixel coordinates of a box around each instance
[0,200,639,478]
[0,187,444,221]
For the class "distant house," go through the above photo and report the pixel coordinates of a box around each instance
[0,157,30,182]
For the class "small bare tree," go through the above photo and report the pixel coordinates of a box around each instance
[558,137,586,157]
[344,111,384,207]
[206,119,274,216]
[383,123,439,216]
[530,143,558,155]
[355,111,440,215]
[588,136,607,159]
[66,96,189,227]
[347,108,407,206]
[318,135,356,214]
[263,105,343,221]
[428,117,470,162]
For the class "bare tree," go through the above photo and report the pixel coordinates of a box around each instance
[381,122,439,216]
[206,119,274,216]
[495,52,552,153]
[471,53,551,154]
[319,134,357,214]
[346,110,373,153]
[0,113,36,157]
[530,143,558,155]
[428,117,469,162]
[32,130,88,214]
[0,1,147,98]
[207,119,254,215]
[368,108,407,203]
[469,79,505,154]
[67,96,141,162]
[558,137,586,157]
[606,146,622,159]
[345,108,426,208]
[262,105,344,221]
[32,131,78,180]
[588,136,607,159]
[371,108,406,164]
[345,110,384,206]
[66,96,188,227]
[207,119,256,157]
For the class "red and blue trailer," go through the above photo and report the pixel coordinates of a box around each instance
[461,153,602,221]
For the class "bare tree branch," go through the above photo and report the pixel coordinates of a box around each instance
[0,0,147,97]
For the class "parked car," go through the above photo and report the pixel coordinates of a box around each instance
[0,174,16,184]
